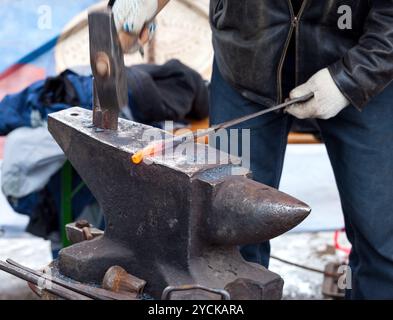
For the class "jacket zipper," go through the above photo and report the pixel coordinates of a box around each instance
[277,0,308,103]
[295,0,308,87]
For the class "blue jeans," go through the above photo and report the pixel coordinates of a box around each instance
[209,61,393,299]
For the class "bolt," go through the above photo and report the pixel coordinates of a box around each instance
[75,220,90,229]
[102,266,146,295]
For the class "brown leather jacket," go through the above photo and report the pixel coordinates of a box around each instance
[210,0,393,109]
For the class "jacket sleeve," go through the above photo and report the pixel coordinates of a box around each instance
[329,0,393,109]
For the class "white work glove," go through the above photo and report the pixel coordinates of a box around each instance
[112,0,158,34]
[286,68,350,120]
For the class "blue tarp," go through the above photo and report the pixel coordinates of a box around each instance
[0,0,97,74]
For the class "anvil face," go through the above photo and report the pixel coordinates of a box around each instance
[48,107,311,300]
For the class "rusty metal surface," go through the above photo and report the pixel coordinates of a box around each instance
[48,107,311,300]
[0,260,92,300]
[89,9,128,130]
[4,259,138,300]
[66,222,104,245]
[102,266,146,295]
[162,285,230,300]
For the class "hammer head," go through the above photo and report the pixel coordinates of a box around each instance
[89,9,128,130]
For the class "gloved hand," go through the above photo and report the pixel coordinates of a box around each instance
[113,0,158,34]
[112,0,158,52]
[286,68,350,120]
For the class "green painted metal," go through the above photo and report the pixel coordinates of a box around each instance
[61,161,73,247]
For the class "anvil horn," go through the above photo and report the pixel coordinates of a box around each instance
[204,177,311,246]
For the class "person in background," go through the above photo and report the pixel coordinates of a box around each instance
[111,0,393,299]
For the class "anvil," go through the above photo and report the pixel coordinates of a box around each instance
[48,107,310,299]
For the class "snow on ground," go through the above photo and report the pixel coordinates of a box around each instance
[270,232,350,300]
[0,160,52,299]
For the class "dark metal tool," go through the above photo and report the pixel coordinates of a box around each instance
[131,92,314,164]
[48,105,311,300]
[0,260,92,300]
[102,266,146,295]
[3,259,138,300]
[208,92,314,132]
[89,8,128,130]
